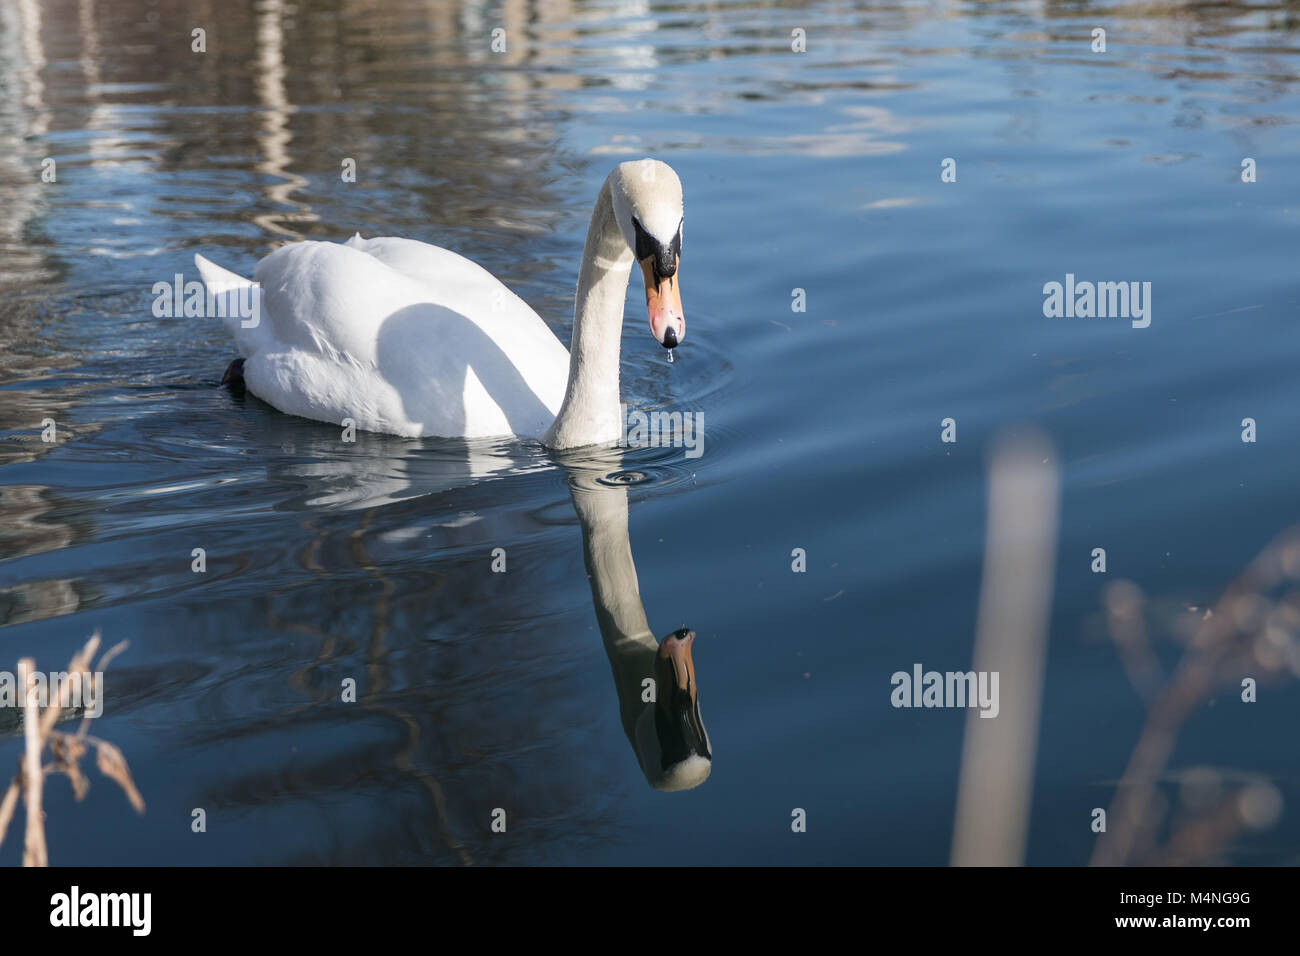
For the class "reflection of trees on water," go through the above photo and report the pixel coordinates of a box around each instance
[0,485,94,627]
[194,489,617,864]
[166,438,708,863]
[0,0,53,288]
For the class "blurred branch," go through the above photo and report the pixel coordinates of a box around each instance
[1093,530,1300,866]
[0,632,144,866]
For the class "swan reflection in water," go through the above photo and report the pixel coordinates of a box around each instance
[563,452,712,792]
[252,422,712,795]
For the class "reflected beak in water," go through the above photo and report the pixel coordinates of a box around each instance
[640,255,685,350]
[654,628,711,782]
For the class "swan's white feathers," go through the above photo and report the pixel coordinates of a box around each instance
[197,236,570,439]
[198,159,685,445]
[611,159,683,247]
[194,253,270,356]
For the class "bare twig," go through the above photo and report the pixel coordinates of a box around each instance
[1093,529,1300,866]
[1103,580,1164,707]
[19,658,46,867]
[0,776,18,849]
[92,740,144,814]
[0,633,144,865]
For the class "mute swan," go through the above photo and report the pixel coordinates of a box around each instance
[195,159,686,449]
[566,454,711,791]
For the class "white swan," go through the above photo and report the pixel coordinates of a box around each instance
[195,159,685,449]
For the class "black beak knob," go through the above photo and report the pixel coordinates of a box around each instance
[662,327,678,349]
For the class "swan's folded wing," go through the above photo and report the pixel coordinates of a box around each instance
[252,240,425,366]
[343,235,570,370]
[344,234,504,305]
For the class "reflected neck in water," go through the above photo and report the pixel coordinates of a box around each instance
[565,455,711,791]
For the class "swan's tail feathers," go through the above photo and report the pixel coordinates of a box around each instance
[194,253,267,356]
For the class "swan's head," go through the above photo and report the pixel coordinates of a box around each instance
[636,627,711,791]
[610,159,685,350]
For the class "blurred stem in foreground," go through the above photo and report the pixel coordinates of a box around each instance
[0,632,144,866]
[951,429,1060,866]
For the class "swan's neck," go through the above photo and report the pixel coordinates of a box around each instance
[570,476,657,745]
[545,177,632,449]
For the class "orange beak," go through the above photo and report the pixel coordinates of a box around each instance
[640,256,684,349]
[656,628,698,701]
[654,628,710,765]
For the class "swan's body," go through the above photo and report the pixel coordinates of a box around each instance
[196,160,686,449]
[198,236,569,440]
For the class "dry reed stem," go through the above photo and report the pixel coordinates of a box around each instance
[951,431,1060,866]
[19,659,45,867]
[0,633,144,866]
